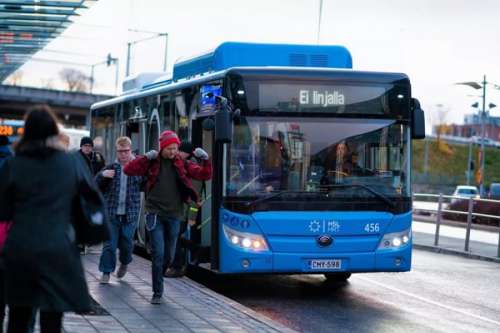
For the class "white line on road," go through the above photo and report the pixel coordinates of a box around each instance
[357,275,500,327]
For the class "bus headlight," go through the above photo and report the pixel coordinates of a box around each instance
[378,228,411,249]
[223,225,269,251]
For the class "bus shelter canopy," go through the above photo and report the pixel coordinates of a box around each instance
[0,0,96,82]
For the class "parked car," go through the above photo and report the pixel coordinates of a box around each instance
[489,183,500,200]
[444,185,500,226]
[471,136,497,146]
[451,185,479,204]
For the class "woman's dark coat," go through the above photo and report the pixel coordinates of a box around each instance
[0,144,92,312]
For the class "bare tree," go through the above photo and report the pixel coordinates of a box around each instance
[59,68,90,92]
[6,70,23,86]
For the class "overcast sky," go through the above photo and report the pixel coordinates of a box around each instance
[12,0,500,128]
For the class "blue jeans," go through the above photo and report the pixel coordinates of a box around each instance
[147,214,181,296]
[98,215,136,274]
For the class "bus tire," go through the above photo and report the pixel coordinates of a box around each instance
[324,272,351,282]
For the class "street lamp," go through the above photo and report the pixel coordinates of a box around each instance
[125,30,168,77]
[456,75,499,196]
[90,53,119,95]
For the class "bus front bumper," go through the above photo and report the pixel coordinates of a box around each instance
[218,244,412,274]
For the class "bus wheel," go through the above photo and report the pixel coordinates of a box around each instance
[324,272,351,282]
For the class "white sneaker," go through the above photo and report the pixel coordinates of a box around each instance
[100,273,110,284]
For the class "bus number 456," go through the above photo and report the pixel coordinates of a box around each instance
[364,223,380,233]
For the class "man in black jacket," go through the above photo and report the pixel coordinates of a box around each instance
[79,136,105,176]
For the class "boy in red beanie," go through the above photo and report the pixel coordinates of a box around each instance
[124,130,212,304]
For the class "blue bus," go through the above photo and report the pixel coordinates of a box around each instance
[90,42,425,281]
[0,119,24,144]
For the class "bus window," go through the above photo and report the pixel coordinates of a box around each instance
[174,92,189,141]
[160,94,173,131]
[91,107,115,161]
[128,120,147,155]
[126,99,147,155]
[147,108,160,151]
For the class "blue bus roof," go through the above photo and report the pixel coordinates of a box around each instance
[172,42,352,81]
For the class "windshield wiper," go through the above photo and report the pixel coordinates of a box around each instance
[321,184,396,208]
[244,185,396,208]
[245,190,314,207]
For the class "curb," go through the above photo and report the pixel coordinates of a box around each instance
[414,243,500,264]
[180,276,298,333]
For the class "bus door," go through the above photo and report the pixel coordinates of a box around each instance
[122,106,148,247]
[190,117,215,268]
[124,122,146,154]
[139,107,162,249]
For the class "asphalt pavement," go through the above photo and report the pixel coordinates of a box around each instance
[189,249,500,333]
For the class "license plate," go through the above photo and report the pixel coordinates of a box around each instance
[309,259,342,270]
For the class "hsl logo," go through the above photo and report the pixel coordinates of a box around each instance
[308,220,340,233]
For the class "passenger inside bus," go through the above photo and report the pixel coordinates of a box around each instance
[321,141,353,184]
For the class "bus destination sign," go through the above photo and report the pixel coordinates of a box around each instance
[299,89,345,107]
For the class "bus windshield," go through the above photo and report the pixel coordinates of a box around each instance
[226,117,410,203]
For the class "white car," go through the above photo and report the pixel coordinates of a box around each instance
[451,185,479,204]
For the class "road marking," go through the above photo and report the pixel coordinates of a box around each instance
[357,275,500,326]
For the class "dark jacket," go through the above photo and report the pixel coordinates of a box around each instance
[0,145,12,168]
[124,154,212,204]
[0,144,92,312]
[96,161,144,224]
[79,149,105,176]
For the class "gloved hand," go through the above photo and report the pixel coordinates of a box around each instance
[145,150,158,160]
[102,169,115,178]
[193,147,209,160]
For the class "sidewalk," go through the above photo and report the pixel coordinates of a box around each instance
[57,249,295,333]
[413,220,500,263]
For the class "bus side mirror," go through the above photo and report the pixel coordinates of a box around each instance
[411,98,425,139]
[215,105,232,143]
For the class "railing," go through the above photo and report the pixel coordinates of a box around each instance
[413,193,500,258]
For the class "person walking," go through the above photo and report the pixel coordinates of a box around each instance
[0,105,98,333]
[0,135,12,333]
[79,136,105,176]
[96,136,143,284]
[0,135,12,168]
[164,141,209,278]
[124,130,212,304]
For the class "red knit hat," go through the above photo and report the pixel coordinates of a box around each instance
[159,130,181,151]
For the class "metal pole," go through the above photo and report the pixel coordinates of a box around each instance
[126,42,132,77]
[497,221,500,257]
[317,0,323,44]
[480,74,487,197]
[90,64,95,94]
[434,193,443,246]
[466,140,472,185]
[163,33,168,72]
[464,197,474,252]
[114,59,119,95]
